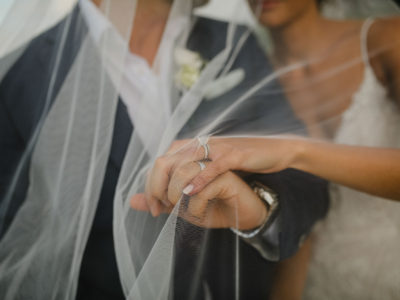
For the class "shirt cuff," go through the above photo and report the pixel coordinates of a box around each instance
[240,206,281,261]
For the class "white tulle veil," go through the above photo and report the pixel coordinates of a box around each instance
[0,0,399,299]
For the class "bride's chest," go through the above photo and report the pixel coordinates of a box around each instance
[335,68,400,148]
[280,59,366,138]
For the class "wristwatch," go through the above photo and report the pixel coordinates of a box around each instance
[230,181,279,239]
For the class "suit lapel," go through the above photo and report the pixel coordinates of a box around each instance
[108,99,133,169]
[2,6,87,143]
[1,6,134,172]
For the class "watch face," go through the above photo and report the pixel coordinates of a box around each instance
[263,192,276,206]
[252,181,278,207]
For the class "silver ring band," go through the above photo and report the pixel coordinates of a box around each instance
[197,136,210,160]
[197,161,206,171]
[202,143,210,160]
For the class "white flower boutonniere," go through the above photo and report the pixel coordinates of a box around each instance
[174,48,207,91]
[174,48,246,100]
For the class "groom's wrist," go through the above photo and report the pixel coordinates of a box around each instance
[230,181,279,239]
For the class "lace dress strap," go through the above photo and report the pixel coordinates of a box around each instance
[360,18,375,68]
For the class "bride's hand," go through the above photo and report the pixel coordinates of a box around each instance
[159,136,301,196]
[130,160,268,230]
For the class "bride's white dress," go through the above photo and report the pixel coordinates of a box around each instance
[303,19,400,300]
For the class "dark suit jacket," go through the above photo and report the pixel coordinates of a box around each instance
[0,7,329,300]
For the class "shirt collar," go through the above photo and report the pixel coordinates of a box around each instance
[79,0,190,48]
[79,0,114,45]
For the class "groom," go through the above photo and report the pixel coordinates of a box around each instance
[0,1,329,299]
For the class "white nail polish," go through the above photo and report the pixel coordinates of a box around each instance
[183,184,194,195]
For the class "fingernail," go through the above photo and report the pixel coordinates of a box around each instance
[183,184,194,195]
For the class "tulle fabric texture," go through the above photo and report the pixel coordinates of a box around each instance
[0,0,399,300]
[0,0,255,298]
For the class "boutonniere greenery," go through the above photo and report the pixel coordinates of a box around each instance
[174,47,246,100]
[174,48,207,91]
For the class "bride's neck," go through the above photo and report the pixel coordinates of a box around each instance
[270,10,329,66]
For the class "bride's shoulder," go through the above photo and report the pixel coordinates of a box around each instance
[367,17,400,103]
[368,17,400,61]
[368,17,400,43]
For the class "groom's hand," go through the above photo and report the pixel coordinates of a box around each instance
[130,160,268,230]
[131,137,295,207]
[129,139,200,217]
[130,139,208,216]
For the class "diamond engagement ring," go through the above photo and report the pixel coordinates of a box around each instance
[197,136,210,160]
[202,143,210,160]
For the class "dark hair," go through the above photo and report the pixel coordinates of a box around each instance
[316,0,325,8]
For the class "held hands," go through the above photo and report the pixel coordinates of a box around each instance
[130,136,296,229]
[177,136,299,195]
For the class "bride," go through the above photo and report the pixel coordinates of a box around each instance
[135,0,400,299]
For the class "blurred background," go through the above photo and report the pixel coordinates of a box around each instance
[1,0,400,30]
[0,0,251,27]
[0,0,399,56]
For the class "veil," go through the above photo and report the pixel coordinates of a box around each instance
[0,0,399,299]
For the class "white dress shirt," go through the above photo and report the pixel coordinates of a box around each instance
[79,0,189,153]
